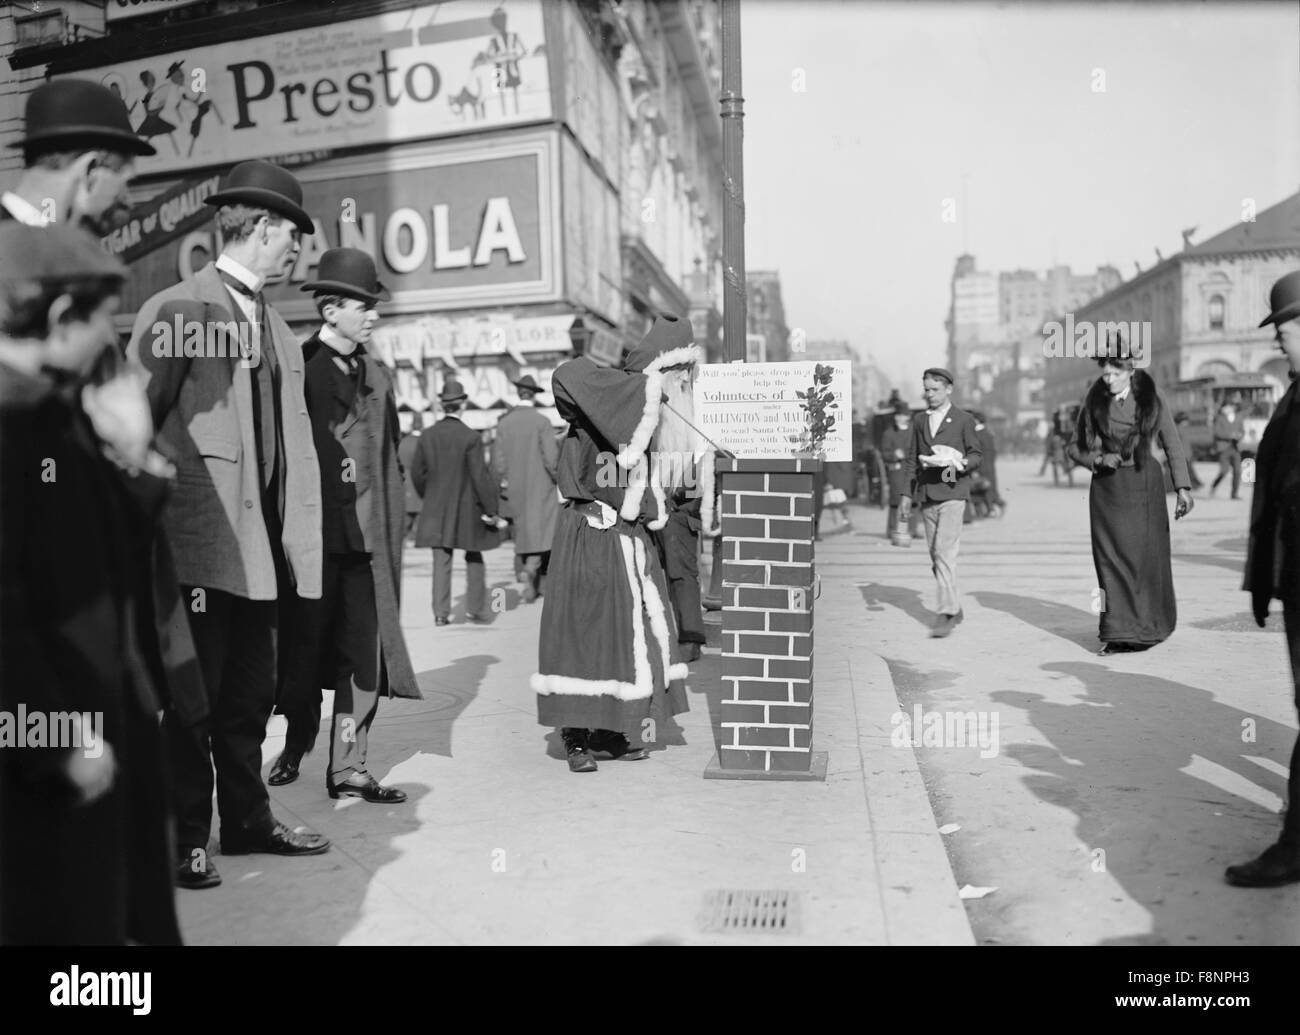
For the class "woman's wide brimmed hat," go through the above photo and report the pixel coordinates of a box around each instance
[300,247,389,303]
[204,160,314,234]
[1260,270,1300,328]
[11,79,157,158]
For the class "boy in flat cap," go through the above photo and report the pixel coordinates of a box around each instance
[2,79,155,234]
[0,224,199,944]
[127,160,328,887]
[899,367,983,637]
[270,248,418,801]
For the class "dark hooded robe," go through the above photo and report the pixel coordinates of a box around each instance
[532,327,705,735]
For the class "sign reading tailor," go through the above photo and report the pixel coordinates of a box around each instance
[695,361,853,462]
[69,0,550,176]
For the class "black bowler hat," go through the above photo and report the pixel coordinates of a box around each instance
[204,160,314,234]
[11,79,156,158]
[300,247,389,303]
[439,379,469,404]
[922,367,955,386]
[892,399,911,415]
[513,374,542,394]
[1259,270,1300,328]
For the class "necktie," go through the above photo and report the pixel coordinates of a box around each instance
[220,274,281,513]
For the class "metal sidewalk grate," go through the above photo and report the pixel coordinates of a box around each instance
[699,889,802,935]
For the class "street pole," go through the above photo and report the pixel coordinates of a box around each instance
[720,0,745,362]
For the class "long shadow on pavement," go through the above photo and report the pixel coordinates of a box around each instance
[991,662,1298,945]
[972,590,1099,653]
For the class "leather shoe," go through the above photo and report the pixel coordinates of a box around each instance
[466,612,487,624]
[268,748,303,786]
[1225,841,1300,887]
[222,820,330,856]
[175,850,221,890]
[930,614,955,638]
[327,774,407,803]
[434,616,450,626]
[567,749,598,773]
[588,729,650,761]
[680,642,703,663]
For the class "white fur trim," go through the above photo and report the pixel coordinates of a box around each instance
[530,672,649,701]
[646,345,703,374]
[667,663,689,681]
[620,534,654,698]
[636,536,674,692]
[620,455,648,521]
[699,449,720,537]
[614,345,702,471]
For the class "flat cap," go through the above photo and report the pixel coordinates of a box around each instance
[0,223,128,282]
[922,367,955,385]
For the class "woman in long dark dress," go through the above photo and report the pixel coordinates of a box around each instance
[1069,357,1195,654]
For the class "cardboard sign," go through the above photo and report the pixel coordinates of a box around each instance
[695,361,852,461]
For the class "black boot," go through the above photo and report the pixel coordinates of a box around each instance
[589,728,650,761]
[561,727,597,772]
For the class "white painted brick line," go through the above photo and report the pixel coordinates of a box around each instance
[720,722,811,731]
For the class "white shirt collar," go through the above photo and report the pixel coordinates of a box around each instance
[1,191,50,226]
[927,400,951,418]
[1114,386,1131,402]
[215,253,264,294]
[319,323,358,357]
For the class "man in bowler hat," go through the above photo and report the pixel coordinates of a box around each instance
[881,398,920,541]
[411,379,501,624]
[1231,270,1300,887]
[127,160,328,888]
[269,248,420,800]
[899,367,983,638]
[2,79,155,234]
[0,225,203,943]
[492,374,560,604]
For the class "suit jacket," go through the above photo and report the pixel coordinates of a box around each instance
[127,262,322,600]
[1214,412,1243,451]
[492,404,560,554]
[298,334,420,699]
[411,416,500,551]
[1244,380,1300,609]
[901,404,983,504]
[397,430,422,514]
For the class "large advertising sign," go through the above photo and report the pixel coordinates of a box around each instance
[67,0,551,177]
[105,0,205,21]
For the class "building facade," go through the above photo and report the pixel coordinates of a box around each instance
[1041,192,1300,415]
[747,269,789,363]
[803,339,892,422]
[3,0,727,430]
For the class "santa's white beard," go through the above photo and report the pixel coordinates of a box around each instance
[653,368,700,492]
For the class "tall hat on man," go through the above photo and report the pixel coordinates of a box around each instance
[11,79,156,158]
[1260,270,1300,328]
[621,313,701,373]
[204,160,314,234]
[301,247,389,304]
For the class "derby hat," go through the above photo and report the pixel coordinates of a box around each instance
[892,399,911,415]
[300,247,389,303]
[513,374,542,394]
[1259,270,1300,328]
[0,222,129,282]
[11,79,156,158]
[204,160,314,234]
[439,378,469,404]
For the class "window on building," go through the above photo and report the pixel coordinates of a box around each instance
[1208,295,1225,330]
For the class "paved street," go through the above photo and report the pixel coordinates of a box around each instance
[856,455,1300,945]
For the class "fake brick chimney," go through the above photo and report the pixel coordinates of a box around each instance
[705,457,827,780]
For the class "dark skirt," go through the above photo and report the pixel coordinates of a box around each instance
[1089,461,1176,645]
[534,505,689,736]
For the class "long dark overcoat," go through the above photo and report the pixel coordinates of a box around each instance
[492,404,559,554]
[411,416,501,552]
[1245,380,1300,612]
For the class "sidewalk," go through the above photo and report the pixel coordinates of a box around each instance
[176,523,973,945]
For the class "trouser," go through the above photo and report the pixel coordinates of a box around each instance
[654,502,705,644]
[279,553,382,779]
[921,498,966,616]
[433,547,485,618]
[1214,447,1242,496]
[518,551,549,600]
[170,588,277,853]
[1276,611,1300,846]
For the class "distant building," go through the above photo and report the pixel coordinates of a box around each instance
[748,270,790,362]
[803,340,894,422]
[1042,192,1300,414]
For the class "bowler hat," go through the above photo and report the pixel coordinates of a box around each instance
[513,374,542,394]
[204,160,314,234]
[1259,270,1300,328]
[892,399,911,415]
[0,222,128,282]
[11,79,156,158]
[922,367,955,386]
[439,379,469,404]
[300,247,389,303]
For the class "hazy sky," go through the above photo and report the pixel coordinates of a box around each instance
[741,0,1300,396]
